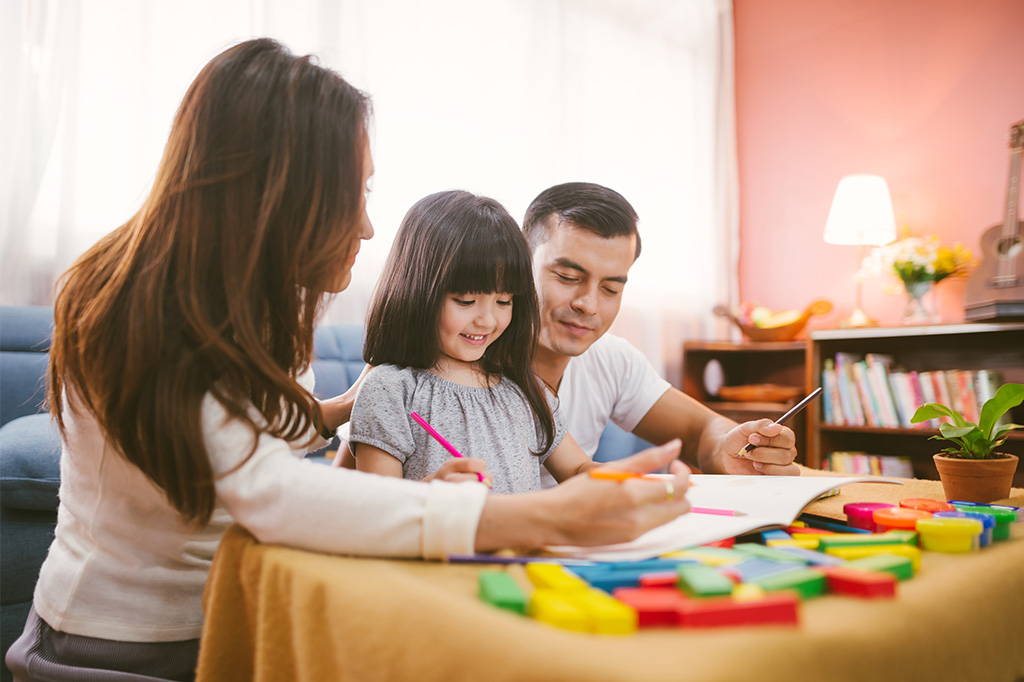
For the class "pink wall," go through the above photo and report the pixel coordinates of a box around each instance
[734,0,1024,329]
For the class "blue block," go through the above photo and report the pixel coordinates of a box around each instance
[727,558,806,582]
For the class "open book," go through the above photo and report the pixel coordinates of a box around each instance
[550,474,901,562]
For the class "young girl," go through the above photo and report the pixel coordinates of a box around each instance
[350,190,599,493]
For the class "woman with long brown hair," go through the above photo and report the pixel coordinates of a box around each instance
[6,38,690,681]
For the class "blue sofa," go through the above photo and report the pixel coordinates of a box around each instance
[0,305,647,681]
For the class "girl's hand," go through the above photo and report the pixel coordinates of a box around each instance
[423,458,493,488]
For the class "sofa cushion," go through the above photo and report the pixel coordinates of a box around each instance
[311,324,366,398]
[0,306,53,428]
[0,414,62,511]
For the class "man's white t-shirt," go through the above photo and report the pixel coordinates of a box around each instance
[541,333,670,488]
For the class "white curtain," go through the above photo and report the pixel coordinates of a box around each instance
[0,0,737,388]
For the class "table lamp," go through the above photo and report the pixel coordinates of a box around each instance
[823,174,897,328]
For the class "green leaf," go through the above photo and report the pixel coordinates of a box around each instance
[937,423,975,439]
[912,403,957,424]
[978,383,1024,440]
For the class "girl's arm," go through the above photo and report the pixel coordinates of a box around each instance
[355,442,493,486]
[353,444,404,477]
[542,432,601,483]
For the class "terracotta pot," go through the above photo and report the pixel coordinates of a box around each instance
[932,453,1019,503]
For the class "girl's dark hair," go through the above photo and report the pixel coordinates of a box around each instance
[48,38,371,525]
[522,181,641,259]
[364,190,555,453]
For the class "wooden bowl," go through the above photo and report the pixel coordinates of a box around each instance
[718,384,803,403]
[714,299,833,342]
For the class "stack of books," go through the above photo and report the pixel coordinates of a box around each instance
[819,352,1006,429]
[821,451,914,477]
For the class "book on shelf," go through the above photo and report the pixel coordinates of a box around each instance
[822,451,914,478]
[818,356,1011,431]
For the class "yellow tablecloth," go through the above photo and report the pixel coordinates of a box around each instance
[196,478,1024,682]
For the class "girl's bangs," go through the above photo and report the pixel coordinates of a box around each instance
[447,233,532,296]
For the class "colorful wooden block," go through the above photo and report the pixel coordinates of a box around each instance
[731,543,809,564]
[771,546,845,566]
[761,529,792,543]
[817,531,912,551]
[766,538,821,550]
[730,583,766,602]
[750,568,827,600]
[571,588,638,634]
[676,564,735,597]
[727,558,806,583]
[526,563,589,591]
[612,587,688,627]
[676,592,799,628]
[529,589,589,632]
[826,544,922,571]
[672,546,743,566]
[817,565,897,599]
[843,553,915,581]
[638,571,682,588]
[478,571,528,615]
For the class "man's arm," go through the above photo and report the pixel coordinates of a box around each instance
[631,388,799,476]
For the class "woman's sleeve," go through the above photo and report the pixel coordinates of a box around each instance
[205,397,486,559]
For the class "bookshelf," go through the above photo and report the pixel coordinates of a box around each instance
[682,341,808,462]
[807,322,1024,485]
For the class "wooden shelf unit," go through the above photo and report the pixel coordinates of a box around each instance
[682,340,808,463]
[807,322,1024,485]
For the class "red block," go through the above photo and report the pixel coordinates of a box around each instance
[818,565,897,599]
[612,587,688,627]
[702,537,736,548]
[638,571,680,588]
[676,592,800,628]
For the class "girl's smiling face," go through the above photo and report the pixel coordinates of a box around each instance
[436,292,514,372]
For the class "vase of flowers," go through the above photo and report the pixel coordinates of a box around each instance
[859,233,974,325]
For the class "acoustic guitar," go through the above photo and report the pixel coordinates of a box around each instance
[964,120,1024,321]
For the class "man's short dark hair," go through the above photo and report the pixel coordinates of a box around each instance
[522,182,641,260]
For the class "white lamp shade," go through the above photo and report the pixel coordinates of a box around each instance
[823,174,898,246]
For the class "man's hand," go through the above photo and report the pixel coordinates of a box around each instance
[715,419,799,476]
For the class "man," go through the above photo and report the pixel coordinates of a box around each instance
[522,182,799,482]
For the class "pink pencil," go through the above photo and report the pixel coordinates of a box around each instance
[691,507,747,517]
[410,412,485,483]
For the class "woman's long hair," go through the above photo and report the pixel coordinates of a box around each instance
[363,190,555,454]
[48,38,370,525]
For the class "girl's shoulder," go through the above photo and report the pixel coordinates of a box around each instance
[363,364,436,392]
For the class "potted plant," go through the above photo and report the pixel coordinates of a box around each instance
[911,382,1024,503]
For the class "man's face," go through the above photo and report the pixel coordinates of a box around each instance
[531,221,636,358]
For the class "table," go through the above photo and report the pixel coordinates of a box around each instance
[196,476,1024,682]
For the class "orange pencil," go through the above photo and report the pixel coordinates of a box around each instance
[589,470,695,485]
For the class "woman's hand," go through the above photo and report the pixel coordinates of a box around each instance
[474,439,690,552]
[423,458,493,488]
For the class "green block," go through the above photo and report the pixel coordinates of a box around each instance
[752,568,827,600]
[732,543,809,564]
[478,571,528,615]
[844,554,914,581]
[817,531,909,551]
[883,530,919,546]
[676,564,735,597]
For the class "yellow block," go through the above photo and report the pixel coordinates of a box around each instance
[671,548,741,566]
[766,538,820,550]
[529,589,589,632]
[827,544,922,571]
[525,563,589,591]
[731,583,766,602]
[571,589,638,635]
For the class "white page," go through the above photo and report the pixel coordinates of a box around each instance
[549,475,902,562]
